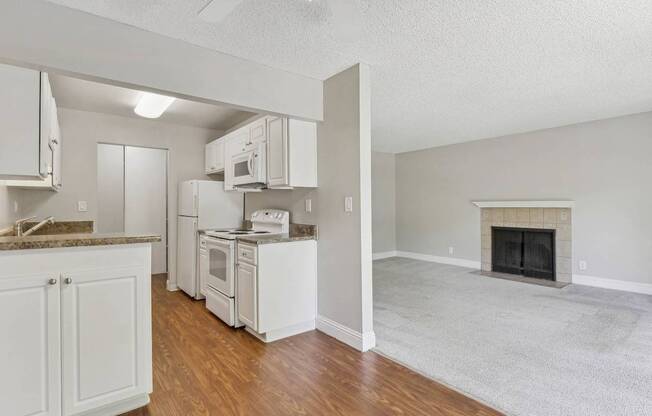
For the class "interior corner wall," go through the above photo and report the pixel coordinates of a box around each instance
[395,111,652,286]
[245,64,374,350]
[371,152,396,254]
[16,108,217,288]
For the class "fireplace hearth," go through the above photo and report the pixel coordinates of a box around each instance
[492,227,555,280]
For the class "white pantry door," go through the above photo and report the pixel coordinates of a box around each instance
[124,146,168,274]
[0,274,60,416]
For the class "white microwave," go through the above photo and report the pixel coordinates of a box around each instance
[231,142,266,188]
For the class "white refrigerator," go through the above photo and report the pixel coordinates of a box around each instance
[177,180,243,299]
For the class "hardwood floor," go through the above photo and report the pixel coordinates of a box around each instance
[124,275,502,416]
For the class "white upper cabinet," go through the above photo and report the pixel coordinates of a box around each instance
[0,64,44,179]
[266,117,317,189]
[205,139,225,174]
[216,116,318,191]
[0,65,62,190]
[50,96,62,190]
[249,118,266,144]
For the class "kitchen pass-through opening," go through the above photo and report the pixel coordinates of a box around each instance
[491,227,556,280]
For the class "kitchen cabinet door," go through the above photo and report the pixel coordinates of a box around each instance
[50,96,62,190]
[236,262,258,330]
[249,118,266,144]
[40,72,53,178]
[0,64,42,179]
[206,139,225,174]
[205,141,214,174]
[213,139,225,172]
[0,274,61,416]
[266,117,289,187]
[61,266,148,416]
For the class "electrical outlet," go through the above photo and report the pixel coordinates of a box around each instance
[579,260,587,271]
[448,246,454,255]
[344,196,353,213]
[13,200,18,213]
[77,201,88,212]
[305,199,312,213]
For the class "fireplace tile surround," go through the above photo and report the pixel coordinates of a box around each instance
[480,207,572,283]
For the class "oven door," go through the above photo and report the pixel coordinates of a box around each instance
[204,237,235,297]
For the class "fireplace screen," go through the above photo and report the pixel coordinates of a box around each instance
[492,227,555,280]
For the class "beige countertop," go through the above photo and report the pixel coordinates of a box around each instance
[0,233,161,251]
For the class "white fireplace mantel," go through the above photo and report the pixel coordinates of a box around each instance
[471,200,575,208]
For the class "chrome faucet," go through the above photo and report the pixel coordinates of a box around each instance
[16,216,55,237]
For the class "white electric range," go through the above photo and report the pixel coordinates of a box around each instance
[200,209,289,326]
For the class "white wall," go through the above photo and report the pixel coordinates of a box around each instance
[16,108,218,287]
[245,64,375,350]
[395,111,652,286]
[371,152,396,255]
[0,0,322,121]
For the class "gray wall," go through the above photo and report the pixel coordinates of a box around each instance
[372,152,396,254]
[395,111,652,285]
[246,65,374,341]
[16,108,217,287]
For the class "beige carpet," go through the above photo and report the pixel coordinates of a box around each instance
[373,257,652,416]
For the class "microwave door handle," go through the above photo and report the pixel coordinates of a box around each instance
[247,152,254,176]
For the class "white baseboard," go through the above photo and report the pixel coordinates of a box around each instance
[394,250,481,269]
[245,320,315,343]
[79,393,149,416]
[573,274,652,295]
[373,251,397,260]
[316,315,376,352]
[166,280,179,292]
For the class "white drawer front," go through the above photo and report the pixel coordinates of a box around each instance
[205,287,235,327]
[237,243,257,265]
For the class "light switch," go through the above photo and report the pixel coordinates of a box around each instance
[78,201,88,212]
[305,199,312,213]
[13,200,18,213]
[344,196,353,213]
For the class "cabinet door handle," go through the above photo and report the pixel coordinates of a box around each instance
[64,277,73,285]
[48,278,57,285]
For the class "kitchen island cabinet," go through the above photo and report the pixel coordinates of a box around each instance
[0,236,158,416]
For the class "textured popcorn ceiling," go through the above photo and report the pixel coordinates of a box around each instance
[46,0,652,153]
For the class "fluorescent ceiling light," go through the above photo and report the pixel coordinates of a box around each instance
[134,92,175,118]
[198,0,243,23]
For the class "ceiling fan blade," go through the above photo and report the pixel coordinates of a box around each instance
[198,0,244,23]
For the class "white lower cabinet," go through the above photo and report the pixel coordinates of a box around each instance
[0,245,152,416]
[61,266,148,416]
[236,261,257,330]
[236,241,317,343]
[0,274,60,416]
